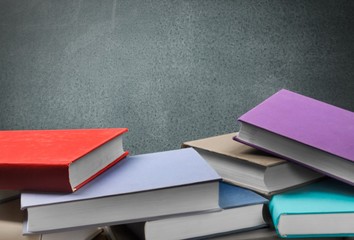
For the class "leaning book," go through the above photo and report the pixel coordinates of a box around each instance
[183,132,322,196]
[234,89,354,186]
[22,148,221,233]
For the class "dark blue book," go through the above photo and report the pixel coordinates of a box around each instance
[21,148,221,233]
[126,182,269,240]
[219,181,268,208]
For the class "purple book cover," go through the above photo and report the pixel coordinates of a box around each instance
[236,89,354,162]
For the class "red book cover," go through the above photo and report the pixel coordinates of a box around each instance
[0,128,128,192]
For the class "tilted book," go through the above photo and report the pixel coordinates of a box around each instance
[21,148,221,233]
[0,128,128,192]
[183,133,322,196]
[269,179,354,238]
[234,89,354,186]
[126,182,268,240]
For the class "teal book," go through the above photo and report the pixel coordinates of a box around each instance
[269,179,354,238]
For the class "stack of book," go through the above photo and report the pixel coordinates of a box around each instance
[233,89,354,239]
[1,89,354,239]
[2,128,246,239]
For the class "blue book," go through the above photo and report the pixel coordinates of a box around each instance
[126,182,269,240]
[269,178,354,238]
[21,148,221,233]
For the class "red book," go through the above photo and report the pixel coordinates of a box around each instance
[0,128,128,192]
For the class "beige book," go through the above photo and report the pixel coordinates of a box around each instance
[182,132,323,196]
[0,199,102,240]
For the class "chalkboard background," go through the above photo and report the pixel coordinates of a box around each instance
[1,0,353,155]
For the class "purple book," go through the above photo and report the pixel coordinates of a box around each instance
[234,89,354,185]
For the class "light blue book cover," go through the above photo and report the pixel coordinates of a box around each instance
[21,148,221,208]
[269,178,354,238]
[22,148,222,233]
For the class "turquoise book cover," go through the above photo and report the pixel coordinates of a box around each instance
[269,178,354,238]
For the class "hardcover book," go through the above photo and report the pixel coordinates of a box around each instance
[126,182,268,240]
[234,89,354,186]
[183,133,322,196]
[0,128,128,192]
[269,179,354,238]
[0,199,102,240]
[21,148,221,233]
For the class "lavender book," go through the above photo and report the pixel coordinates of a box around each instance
[234,89,354,186]
[21,148,221,233]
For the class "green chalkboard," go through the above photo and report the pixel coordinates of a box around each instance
[0,0,353,154]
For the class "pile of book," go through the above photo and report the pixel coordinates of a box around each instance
[1,89,354,240]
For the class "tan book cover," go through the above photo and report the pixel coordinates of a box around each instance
[182,132,283,167]
[182,132,322,195]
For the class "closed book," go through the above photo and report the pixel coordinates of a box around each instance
[0,199,102,240]
[21,148,221,233]
[183,133,322,196]
[126,182,268,240]
[234,89,354,186]
[0,128,128,192]
[269,179,354,238]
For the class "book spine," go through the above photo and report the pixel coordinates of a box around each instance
[0,164,71,192]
